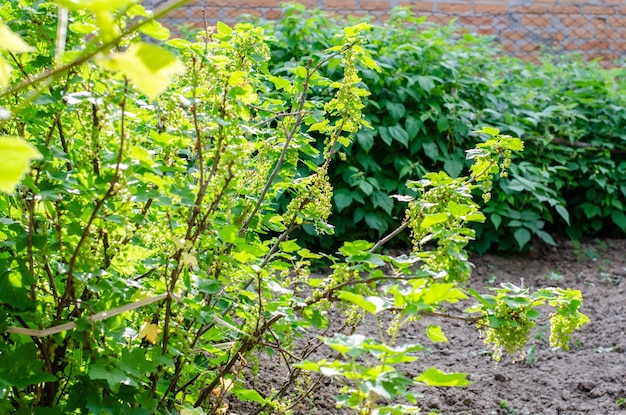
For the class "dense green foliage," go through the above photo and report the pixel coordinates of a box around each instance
[257,4,626,252]
[0,1,590,414]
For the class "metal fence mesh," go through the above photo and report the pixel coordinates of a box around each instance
[144,1,626,66]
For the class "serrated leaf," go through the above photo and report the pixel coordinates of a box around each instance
[426,325,448,343]
[100,43,185,99]
[416,367,470,387]
[0,136,43,193]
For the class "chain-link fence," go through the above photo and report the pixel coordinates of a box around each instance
[144,0,626,66]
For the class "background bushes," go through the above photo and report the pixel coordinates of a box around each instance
[258,4,626,252]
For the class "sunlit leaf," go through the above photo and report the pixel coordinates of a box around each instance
[100,43,185,99]
[0,23,35,53]
[0,136,42,193]
[138,322,158,344]
[426,325,448,343]
[415,367,470,387]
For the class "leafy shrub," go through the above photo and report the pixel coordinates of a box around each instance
[257,4,626,252]
[0,1,589,414]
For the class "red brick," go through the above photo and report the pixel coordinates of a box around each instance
[401,2,434,12]
[592,17,608,28]
[614,41,626,52]
[501,42,516,53]
[564,42,580,51]
[548,5,580,14]
[513,5,548,14]
[458,16,494,26]
[610,16,626,27]
[265,9,282,20]
[520,42,541,52]
[427,14,453,25]
[475,4,508,14]
[325,0,357,9]
[502,30,525,40]
[168,7,189,19]
[597,29,620,39]
[239,0,279,7]
[569,28,594,39]
[521,16,552,27]
[559,16,589,27]
[438,3,473,14]
[361,0,390,11]
[580,40,611,51]
[477,27,495,35]
[583,6,617,15]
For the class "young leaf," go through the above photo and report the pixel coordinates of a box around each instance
[138,322,159,345]
[426,325,448,343]
[0,23,35,53]
[415,367,470,387]
[0,137,43,193]
[100,43,185,99]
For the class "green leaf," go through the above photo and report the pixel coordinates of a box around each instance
[475,126,500,137]
[216,21,233,36]
[338,291,377,314]
[490,213,502,230]
[334,188,354,212]
[405,116,421,140]
[386,102,406,121]
[415,367,470,387]
[416,75,436,93]
[611,210,626,232]
[536,230,556,246]
[421,212,449,228]
[388,124,409,147]
[426,325,448,343]
[423,141,439,161]
[443,157,464,178]
[88,363,134,392]
[371,190,393,214]
[0,23,35,53]
[232,387,265,403]
[0,136,43,193]
[513,227,531,249]
[0,56,12,88]
[555,204,570,225]
[422,283,467,305]
[100,42,185,99]
[356,130,375,152]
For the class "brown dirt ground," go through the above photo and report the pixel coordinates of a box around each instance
[231,238,626,415]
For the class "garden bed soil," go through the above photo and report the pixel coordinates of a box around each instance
[233,238,626,415]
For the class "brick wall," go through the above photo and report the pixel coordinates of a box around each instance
[145,0,626,64]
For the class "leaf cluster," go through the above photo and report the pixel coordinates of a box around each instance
[256,4,626,252]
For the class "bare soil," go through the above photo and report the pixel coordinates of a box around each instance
[233,238,626,415]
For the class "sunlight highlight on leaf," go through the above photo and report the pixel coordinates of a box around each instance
[0,137,42,193]
[138,322,158,344]
[100,43,185,99]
